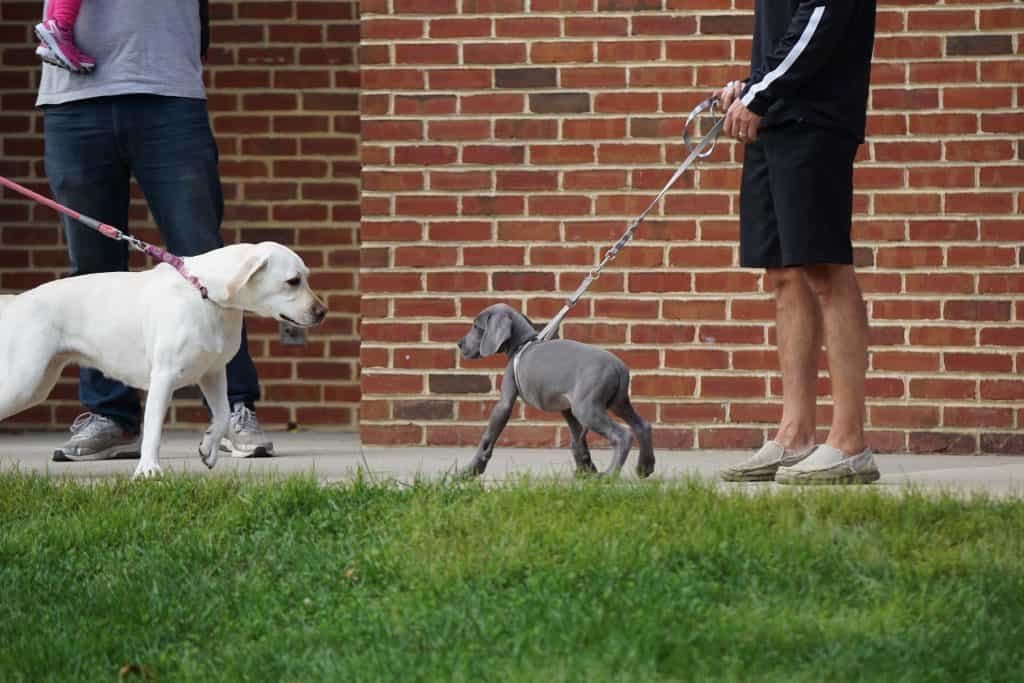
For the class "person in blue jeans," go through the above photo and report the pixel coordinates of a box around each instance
[36,0,273,461]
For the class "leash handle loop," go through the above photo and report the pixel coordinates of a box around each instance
[683,94,722,160]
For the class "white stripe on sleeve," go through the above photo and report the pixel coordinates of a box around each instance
[742,5,826,107]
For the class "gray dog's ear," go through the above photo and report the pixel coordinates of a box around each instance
[480,312,512,357]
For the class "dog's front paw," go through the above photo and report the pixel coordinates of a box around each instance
[199,430,223,469]
[199,446,219,470]
[132,462,163,480]
[457,460,486,480]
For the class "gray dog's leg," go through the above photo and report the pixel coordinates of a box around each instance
[574,404,633,475]
[461,367,518,477]
[562,410,598,475]
[610,398,655,478]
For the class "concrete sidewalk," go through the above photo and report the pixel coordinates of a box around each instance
[2,430,1024,497]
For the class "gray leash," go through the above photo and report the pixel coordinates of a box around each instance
[535,95,725,342]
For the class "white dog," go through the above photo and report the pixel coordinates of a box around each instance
[0,241,326,478]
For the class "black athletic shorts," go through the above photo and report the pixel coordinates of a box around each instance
[739,122,861,269]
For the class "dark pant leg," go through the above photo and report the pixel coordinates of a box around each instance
[738,137,782,269]
[43,98,142,432]
[763,124,859,267]
[121,95,260,408]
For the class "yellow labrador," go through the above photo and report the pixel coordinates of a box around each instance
[0,242,326,478]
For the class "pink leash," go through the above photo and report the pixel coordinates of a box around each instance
[0,175,207,299]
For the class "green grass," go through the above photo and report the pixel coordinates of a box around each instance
[1,472,1022,682]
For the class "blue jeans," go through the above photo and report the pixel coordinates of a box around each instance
[42,95,261,433]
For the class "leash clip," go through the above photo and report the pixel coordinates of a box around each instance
[682,95,722,160]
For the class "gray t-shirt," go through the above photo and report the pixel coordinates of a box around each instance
[36,0,205,106]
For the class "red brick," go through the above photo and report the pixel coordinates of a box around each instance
[666,349,729,371]
[700,376,765,399]
[631,375,697,398]
[872,300,942,321]
[561,66,627,89]
[628,272,692,293]
[943,87,1013,110]
[909,432,978,456]
[463,42,527,64]
[360,424,423,446]
[944,407,1013,429]
[905,274,975,295]
[565,17,629,37]
[698,428,764,450]
[943,300,1012,322]
[428,69,493,90]
[429,18,491,38]
[661,402,726,424]
[909,326,977,347]
[946,191,1016,215]
[361,373,424,395]
[909,379,976,401]
[872,351,941,373]
[980,380,1024,401]
[871,406,940,429]
[981,434,1024,456]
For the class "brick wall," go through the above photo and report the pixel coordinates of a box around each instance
[0,1,361,431]
[359,1,1024,454]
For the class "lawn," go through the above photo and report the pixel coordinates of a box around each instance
[1,471,1022,682]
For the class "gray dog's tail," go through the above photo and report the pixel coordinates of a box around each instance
[607,357,632,410]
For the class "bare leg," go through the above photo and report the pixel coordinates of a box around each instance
[804,264,868,455]
[766,268,821,451]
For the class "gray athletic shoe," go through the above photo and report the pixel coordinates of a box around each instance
[720,440,816,482]
[52,413,140,462]
[219,403,274,458]
[775,446,880,485]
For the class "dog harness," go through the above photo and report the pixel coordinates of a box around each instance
[511,337,538,396]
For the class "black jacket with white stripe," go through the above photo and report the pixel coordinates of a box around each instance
[741,0,877,142]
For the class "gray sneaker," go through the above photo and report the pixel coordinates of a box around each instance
[52,413,140,462]
[775,445,880,485]
[219,403,274,458]
[720,440,816,482]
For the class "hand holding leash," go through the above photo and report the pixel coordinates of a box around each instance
[716,80,762,143]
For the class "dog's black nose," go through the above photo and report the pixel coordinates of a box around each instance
[312,300,328,322]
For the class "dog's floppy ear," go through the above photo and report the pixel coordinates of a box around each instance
[480,311,512,357]
[223,251,269,300]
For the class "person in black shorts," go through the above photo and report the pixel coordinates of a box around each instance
[718,0,880,485]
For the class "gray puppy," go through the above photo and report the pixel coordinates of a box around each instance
[456,303,654,478]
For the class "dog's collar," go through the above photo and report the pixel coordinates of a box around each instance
[511,336,539,396]
[507,334,537,356]
[146,244,208,299]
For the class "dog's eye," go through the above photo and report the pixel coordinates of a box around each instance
[286,277,301,287]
